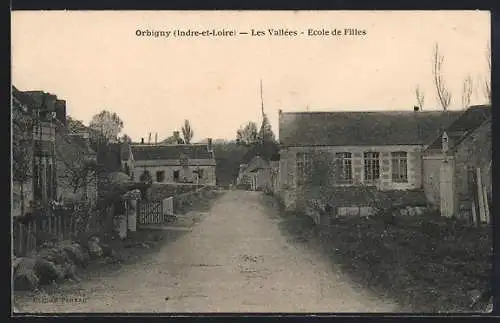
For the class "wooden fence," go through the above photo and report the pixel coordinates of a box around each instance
[12,206,107,257]
[138,185,211,225]
[138,200,163,224]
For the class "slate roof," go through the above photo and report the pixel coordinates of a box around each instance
[279,110,461,147]
[425,105,491,152]
[130,144,214,162]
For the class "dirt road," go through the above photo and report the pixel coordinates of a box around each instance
[14,191,398,313]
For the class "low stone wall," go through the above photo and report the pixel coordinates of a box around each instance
[173,185,219,214]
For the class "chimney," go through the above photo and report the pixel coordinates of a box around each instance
[414,106,419,112]
[141,138,144,144]
[148,132,151,144]
[155,133,158,144]
[207,138,213,152]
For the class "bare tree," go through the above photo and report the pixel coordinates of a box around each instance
[483,41,491,104]
[181,119,194,144]
[415,85,425,110]
[461,75,474,109]
[432,43,452,111]
[55,126,98,199]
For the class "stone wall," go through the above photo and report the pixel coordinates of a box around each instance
[278,145,424,211]
[131,164,216,185]
[453,120,492,203]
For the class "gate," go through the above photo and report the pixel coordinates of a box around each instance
[138,200,163,224]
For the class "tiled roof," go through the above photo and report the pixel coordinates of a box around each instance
[279,110,461,147]
[130,144,214,162]
[425,105,491,151]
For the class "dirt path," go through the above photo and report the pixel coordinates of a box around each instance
[14,191,399,313]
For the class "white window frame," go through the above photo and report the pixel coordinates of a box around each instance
[363,152,380,184]
[335,152,353,184]
[296,152,311,185]
[391,151,408,183]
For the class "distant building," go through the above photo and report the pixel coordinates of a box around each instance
[128,137,217,185]
[423,105,491,217]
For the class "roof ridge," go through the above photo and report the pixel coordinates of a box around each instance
[280,110,461,114]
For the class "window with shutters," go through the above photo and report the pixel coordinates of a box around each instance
[363,152,380,183]
[335,152,353,184]
[391,151,408,183]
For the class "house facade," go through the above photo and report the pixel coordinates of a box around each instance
[422,105,491,220]
[237,155,274,191]
[12,87,66,216]
[277,109,461,212]
[129,140,217,185]
[12,86,98,216]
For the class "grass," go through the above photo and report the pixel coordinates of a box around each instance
[266,195,492,313]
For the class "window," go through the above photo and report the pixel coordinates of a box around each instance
[296,152,311,185]
[197,169,204,179]
[335,152,353,184]
[391,151,408,183]
[363,152,380,183]
[173,170,180,182]
[156,170,165,182]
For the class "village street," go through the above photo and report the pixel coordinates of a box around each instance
[15,191,398,313]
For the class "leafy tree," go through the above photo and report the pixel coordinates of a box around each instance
[236,121,258,145]
[162,131,184,144]
[181,119,194,144]
[89,110,124,144]
[258,114,276,143]
[120,134,132,143]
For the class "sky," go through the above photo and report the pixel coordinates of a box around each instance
[12,11,490,142]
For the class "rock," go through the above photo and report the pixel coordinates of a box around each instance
[13,258,39,291]
[62,263,78,280]
[34,258,64,285]
[61,242,89,267]
[37,246,71,266]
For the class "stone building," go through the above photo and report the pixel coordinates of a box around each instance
[276,108,460,213]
